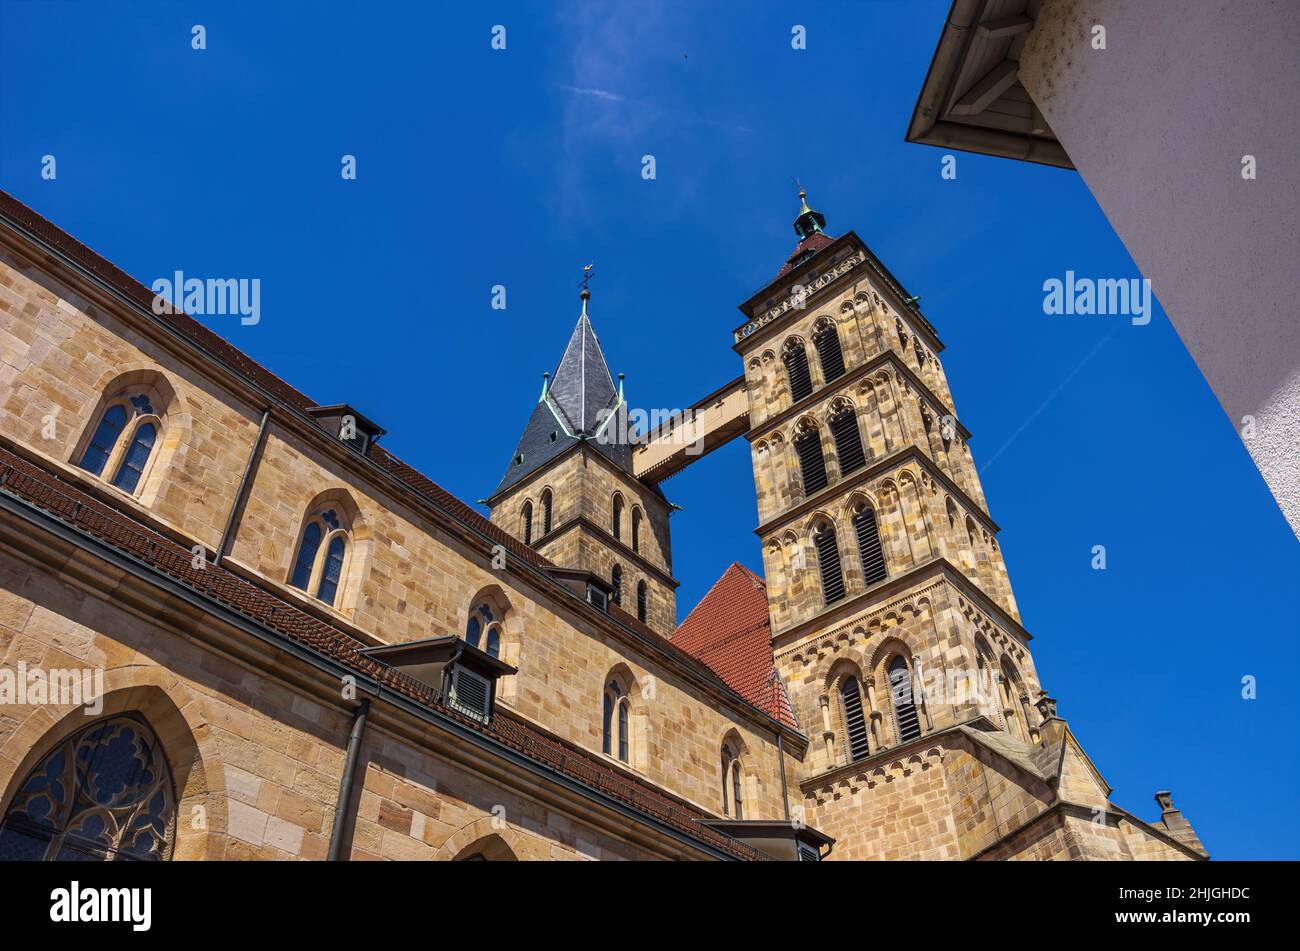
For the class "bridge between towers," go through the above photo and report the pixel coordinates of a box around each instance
[632,375,750,484]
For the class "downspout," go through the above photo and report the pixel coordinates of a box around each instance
[216,407,271,564]
[326,697,371,861]
[777,732,791,822]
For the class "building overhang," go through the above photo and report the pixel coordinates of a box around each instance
[700,819,836,861]
[905,0,1073,170]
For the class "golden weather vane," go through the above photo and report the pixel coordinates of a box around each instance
[580,263,595,294]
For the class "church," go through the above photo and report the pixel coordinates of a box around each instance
[0,186,1206,860]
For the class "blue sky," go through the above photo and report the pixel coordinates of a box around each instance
[2,0,1296,859]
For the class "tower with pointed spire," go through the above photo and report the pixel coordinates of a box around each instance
[487,277,678,635]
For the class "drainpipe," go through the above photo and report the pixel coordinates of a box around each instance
[777,732,791,822]
[327,697,371,861]
[216,407,271,564]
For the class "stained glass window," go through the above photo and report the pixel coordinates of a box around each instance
[290,521,323,591]
[111,422,156,494]
[0,715,176,862]
[78,405,127,477]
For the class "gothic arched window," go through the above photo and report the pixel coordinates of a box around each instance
[813,520,845,605]
[888,656,922,744]
[636,580,648,624]
[720,740,746,817]
[611,565,623,606]
[853,503,888,586]
[612,494,623,540]
[522,501,533,546]
[0,714,176,861]
[289,506,350,607]
[814,322,846,382]
[840,676,870,762]
[541,489,553,536]
[783,340,813,403]
[77,390,164,496]
[465,602,503,659]
[794,425,829,496]
[830,405,866,475]
[631,507,642,553]
[603,680,630,763]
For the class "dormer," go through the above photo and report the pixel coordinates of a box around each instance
[308,404,386,455]
[362,636,516,723]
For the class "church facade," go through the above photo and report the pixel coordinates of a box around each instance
[0,187,1204,861]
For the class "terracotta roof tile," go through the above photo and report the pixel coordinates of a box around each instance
[776,231,836,277]
[671,563,797,728]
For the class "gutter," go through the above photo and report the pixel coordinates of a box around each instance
[0,485,752,861]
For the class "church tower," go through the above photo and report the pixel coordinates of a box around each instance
[730,192,1194,859]
[487,281,678,635]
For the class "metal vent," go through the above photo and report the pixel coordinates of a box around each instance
[814,525,845,604]
[814,326,846,382]
[854,507,887,586]
[796,432,828,496]
[784,346,813,403]
[797,841,822,862]
[889,657,922,743]
[831,409,866,475]
[840,677,870,762]
[449,666,492,723]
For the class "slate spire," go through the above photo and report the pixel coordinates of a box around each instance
[491,276,632,498]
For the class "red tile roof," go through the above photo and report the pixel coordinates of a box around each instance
[672,563,797,728]
[776,231,836,277]
[0,443,768,860]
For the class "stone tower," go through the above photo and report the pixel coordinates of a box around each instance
[487,285,678,635]
[730,193,1196,859]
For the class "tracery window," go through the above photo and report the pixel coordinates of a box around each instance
[465,602,502,659]
[77,391,163,496]
[0,714,176,861]
[721,742,745,818]
[289,506,349,607]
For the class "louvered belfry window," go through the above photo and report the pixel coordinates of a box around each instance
[889,656,923,743]
[542,489,553,535]
[522,501,533,545]
[840,677,870,762]
[611,565,623,605]
[813,523,845,605]
[636,581,648,623]
[795,429,829,497]
[854,506,888,586]
[830,407,866,475]
[784,343,813,403]
[814,324,846,383]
